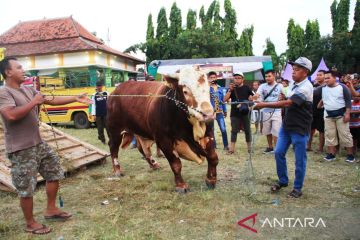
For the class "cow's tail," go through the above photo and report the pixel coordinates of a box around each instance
[120,131,134,149]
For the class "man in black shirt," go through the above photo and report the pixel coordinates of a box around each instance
[307,70,326,152]
[90,81,108,144]
[224,72,254,153]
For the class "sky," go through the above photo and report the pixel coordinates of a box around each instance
[0,0,356,61]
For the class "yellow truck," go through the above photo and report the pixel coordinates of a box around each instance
[33,77,114,129]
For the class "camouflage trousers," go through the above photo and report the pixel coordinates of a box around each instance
[7,142,64,197]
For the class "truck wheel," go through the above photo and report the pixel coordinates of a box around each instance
[73,112,90,129]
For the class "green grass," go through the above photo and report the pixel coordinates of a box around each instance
[0,123,359,239]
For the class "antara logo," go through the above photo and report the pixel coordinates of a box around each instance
[237,213,327,233]
[237,213,258,233]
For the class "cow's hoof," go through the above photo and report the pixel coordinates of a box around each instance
[150,162,161,170]
[175,187,190,194]
[205,179,216,190]
[114,171,125,177]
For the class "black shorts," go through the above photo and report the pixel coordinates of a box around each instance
[350,128,360,144]
[311,116,324,133]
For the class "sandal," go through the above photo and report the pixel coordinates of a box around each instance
[226,150,234,155]
[287,189,303,198]
[44,211,72,221]
[270,183,288,193]
[25,224,51,235]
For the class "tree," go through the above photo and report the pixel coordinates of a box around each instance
[351,0,360,72]
[213,1,222,34]
[337,0,350,32]
[223,0,237,55]
[238,25,254,56]
[331,0,339,34]
[146,14,154,41]
[169,2,182,41]
[156,7,169,59]
[186,9,197,30]
[304,19,320,51]
[156,7,168,39]
[286,19,305,61]
[331,0,350,33]
[263,38,279,71]
[199,5,206,27]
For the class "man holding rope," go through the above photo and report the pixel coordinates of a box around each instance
[254,57,313,198]
[0,57,91,234]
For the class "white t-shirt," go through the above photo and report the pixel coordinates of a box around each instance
[256,82,283,112]
[322,84,351,118]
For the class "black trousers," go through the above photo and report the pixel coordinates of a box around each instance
[230,115,252,143]
[96,116,108,142]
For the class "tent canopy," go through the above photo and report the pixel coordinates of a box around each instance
[149,56,273,81]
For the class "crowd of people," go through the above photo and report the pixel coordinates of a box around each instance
[209,57,359,198]
[0,55,359,235]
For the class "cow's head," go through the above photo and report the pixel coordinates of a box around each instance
[164,67,214,122]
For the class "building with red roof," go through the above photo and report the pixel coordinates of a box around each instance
[0,16,145,86]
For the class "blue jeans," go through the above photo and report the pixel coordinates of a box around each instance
[214,113,229,148]
[131,136,137,146]
[274,127,309,191]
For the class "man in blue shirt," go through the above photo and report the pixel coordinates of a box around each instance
[255,57,313,198]
[208,71,229,150]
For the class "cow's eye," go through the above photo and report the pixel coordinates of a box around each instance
[183,90,188,95]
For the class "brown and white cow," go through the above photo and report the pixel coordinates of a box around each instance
[106,68,219,192]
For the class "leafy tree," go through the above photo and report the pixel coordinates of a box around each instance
[263,38,280,71]
[146,14,154,41]
[238,25,254,56]
[331,0,350,33]
[156,7,169,59]
[223,0,237,55]
[213,1,222,34]
[156,7,168,39]
[169,2,182,41]
[286,19,305,61]
[351,0,360,72]
[186,9,197,30]
[304,20,320,49]
[199,5,206,27]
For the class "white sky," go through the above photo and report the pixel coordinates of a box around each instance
[0,0,356,61]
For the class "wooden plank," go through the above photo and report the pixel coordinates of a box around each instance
[57,144,83,151]
[0,122,109,192]
[0,164,15,191]
[42,136,67,142]
[0,183,15,192]
[69,155,107,170]
[41,124,109,156]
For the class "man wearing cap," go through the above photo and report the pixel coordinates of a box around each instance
[90,81,109,144]
[254,57,313,198]
[224,72,254,154]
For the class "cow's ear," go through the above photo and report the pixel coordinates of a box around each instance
[163,73,179,89]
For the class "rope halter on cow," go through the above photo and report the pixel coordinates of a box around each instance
[164,88,208,119]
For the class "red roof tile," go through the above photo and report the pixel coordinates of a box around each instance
[0,17,144,64]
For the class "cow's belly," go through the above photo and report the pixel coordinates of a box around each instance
[173,140,206,164]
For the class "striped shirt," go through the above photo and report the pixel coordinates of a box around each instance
[350,100,360,128]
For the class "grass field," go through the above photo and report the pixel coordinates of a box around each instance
[0,122,359,240]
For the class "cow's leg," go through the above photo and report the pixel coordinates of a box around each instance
[108,126,123,177]
[157,139,189,193]
[205,126,219,189]
[137,137,161,170]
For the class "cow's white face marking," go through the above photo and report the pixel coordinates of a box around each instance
[178,68,214,122]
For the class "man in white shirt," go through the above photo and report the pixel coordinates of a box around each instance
[253,70,283,153]
[319,71,355,162]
